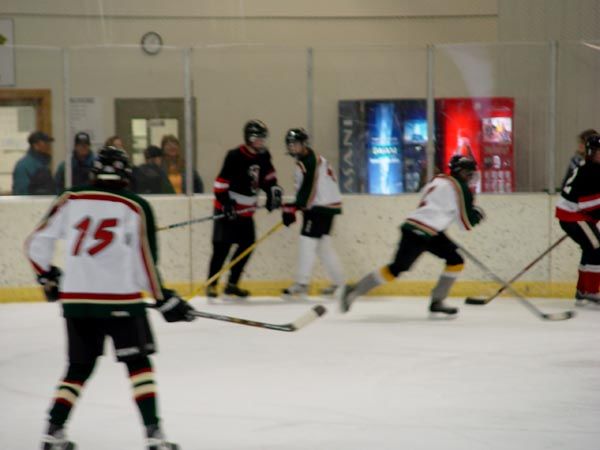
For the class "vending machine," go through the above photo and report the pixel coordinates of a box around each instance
[435,97,515,193]
[338,99,428,194]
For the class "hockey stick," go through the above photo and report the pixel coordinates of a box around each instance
[465,234,568,305]
[196,221,285,295]
[157,206,262,232]
[457,244,575,321]
[190,304,327,332]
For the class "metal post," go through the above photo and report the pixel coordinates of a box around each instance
[307,47,314,139]
[547,40,558,194]
[183,47,193,196]
[426,44,435,183]
[62,49,72,189]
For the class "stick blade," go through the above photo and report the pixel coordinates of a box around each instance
[541,310,576,321]
[465,297,488,305]
[288,305,328,331]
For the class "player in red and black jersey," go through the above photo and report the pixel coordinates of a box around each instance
[556,133,600,305]
[207,120,283,298]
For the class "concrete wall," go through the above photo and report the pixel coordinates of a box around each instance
[0,193,579,301]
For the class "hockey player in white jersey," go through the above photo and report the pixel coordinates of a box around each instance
[340,155,485,316]
[280,128,345,299]
[26,146,195,450]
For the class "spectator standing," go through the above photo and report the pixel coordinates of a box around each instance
[12,131,56,195]
[131,145,176,194]
[104,135,125,150]
[54,132,95,193]
[161,134,204,194]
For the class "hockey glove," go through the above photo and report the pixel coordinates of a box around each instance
[282,204,297,227]
[37,266,62,302]
[472,206,486,225]
[157,289,196,323]
[222,199,238,221]
[266,185,284,212]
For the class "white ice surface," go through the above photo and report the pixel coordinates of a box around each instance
[1,296,599,450]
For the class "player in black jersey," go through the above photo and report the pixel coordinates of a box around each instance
[207,120,283,298]
[556,133,600,305]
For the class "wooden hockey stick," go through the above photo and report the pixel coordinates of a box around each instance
[194,221,285,296]
[190,304,327,332]
[465,234,568,305]
[457,244,575,321]
[157,206,261,232]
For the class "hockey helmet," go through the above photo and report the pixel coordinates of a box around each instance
[448,155,477,176]
[91,146,133,182]
[244,120,269,146]
[584,133,600,160]
[285,128,309,146]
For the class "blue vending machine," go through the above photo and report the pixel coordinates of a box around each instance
[365,101,403,195]
[338,99,428,194]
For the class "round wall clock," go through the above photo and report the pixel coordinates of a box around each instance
[141,31,163,55]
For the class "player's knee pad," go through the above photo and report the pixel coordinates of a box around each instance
[445,252,464,268]
[385,263,404,278]
[443,262,464,276]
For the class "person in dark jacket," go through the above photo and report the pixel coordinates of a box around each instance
[12,131,56,195]
[131,145,175,194]
[54,132,95,193]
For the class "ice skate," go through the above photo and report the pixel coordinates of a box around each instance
[205,284,218,298]
[429,299,459,318]
[575,291,600,308]
[339,284,356,313]
[319,284,339,297]
[146,425,179,450]
[41,427,76,450]
[281,283,308,301]
[223,283,250,299]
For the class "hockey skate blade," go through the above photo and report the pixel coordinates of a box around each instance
[464,297,488,305]
[428,311,459,320]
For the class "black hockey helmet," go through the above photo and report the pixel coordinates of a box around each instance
[448,155,477,175]
[584,133,600,159]
[91,146,133,183]
[285,128,309,146]
[244,120,269,145]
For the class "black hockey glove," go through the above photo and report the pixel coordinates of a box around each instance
[157,289,196,323]
[37,266,62,302]
[282,204,297,227]
[266,185,283,212]
[472,206,486,225]
[222,199,238,221]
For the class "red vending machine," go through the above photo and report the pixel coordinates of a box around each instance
[435,97,515,193]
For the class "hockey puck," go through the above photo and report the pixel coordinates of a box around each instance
[465,297,487,305]
[313,305,327,316]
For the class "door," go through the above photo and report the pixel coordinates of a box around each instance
[0,89,51,195]
[115,98,196,167]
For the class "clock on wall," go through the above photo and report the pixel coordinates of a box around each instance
[141,31,163,55]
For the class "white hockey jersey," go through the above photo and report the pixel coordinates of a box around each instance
[25,188,163,317]
[403,174,479,237]
[294,148,342,214]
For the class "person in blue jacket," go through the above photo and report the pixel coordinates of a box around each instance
[12,131,56,195]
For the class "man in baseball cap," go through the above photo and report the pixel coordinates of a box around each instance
[54,131,95,192]
[27,131,54,145]
[12,131,56,195]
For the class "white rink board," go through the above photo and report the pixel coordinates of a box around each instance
[0,296,598,450]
